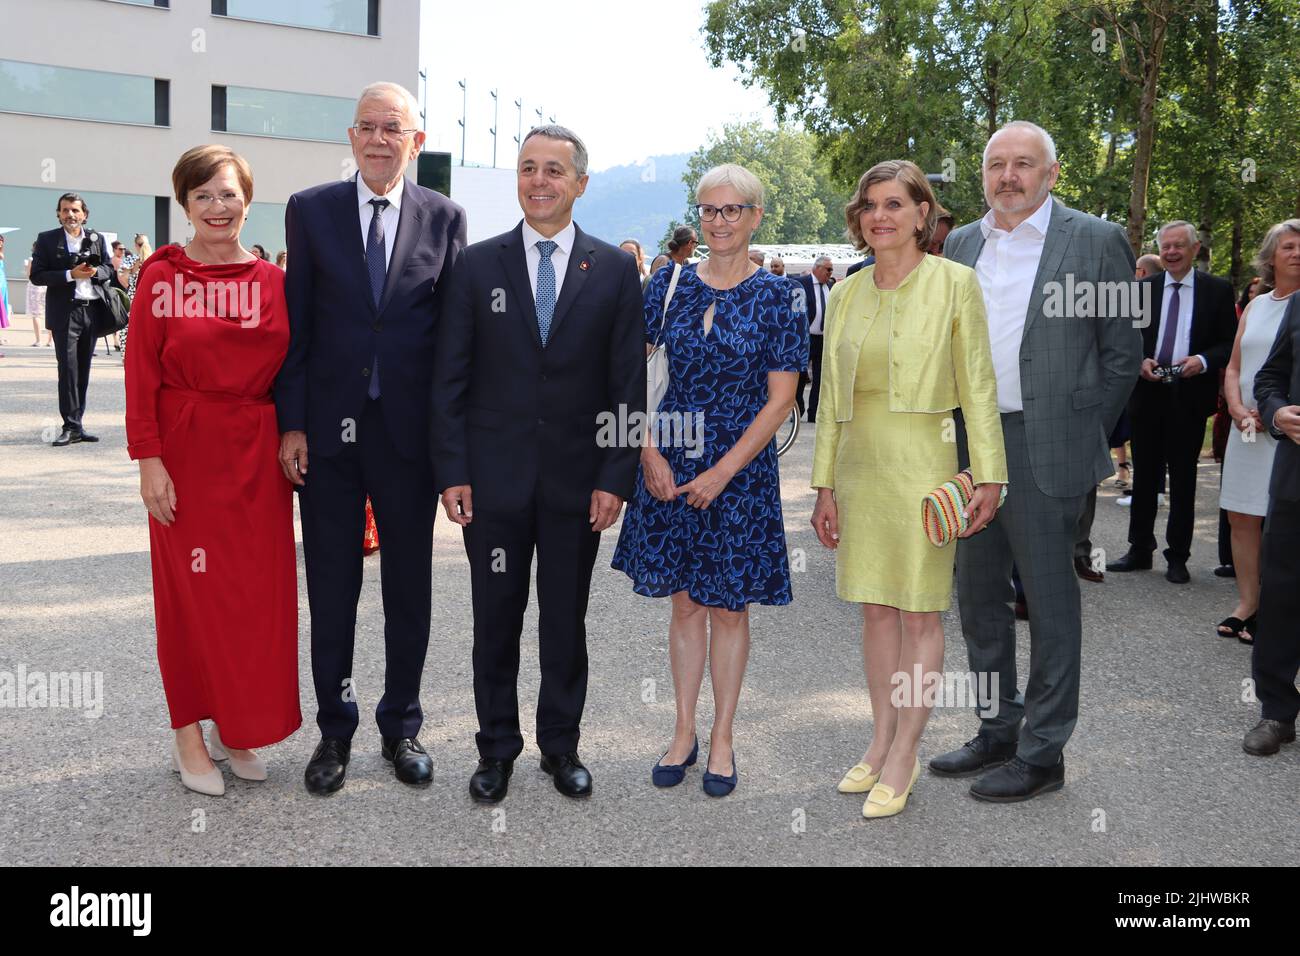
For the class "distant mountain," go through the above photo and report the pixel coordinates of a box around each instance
[577,153,691,252]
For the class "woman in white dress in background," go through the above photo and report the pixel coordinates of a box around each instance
[1219,218,1300,644]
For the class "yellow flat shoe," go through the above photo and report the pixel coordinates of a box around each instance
[862,758,921,819]
[837,761,879,793]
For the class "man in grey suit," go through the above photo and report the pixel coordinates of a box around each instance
[932,121,1143,801]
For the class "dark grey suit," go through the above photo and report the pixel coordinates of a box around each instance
[946,198,1142,765]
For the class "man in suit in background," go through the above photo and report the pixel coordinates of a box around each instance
[29,193,114,446]
[932,120,1142,801]
[1244,293,1300,755]
[274,82,467,795]
[1106,221,1236,583]
[795,255,834,421]
[433,125,644,804]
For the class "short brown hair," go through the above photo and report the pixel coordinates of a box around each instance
[172,145,254,209]
[844,159,938,253]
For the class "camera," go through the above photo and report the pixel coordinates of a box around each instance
[1154,364,1183,383]
[71,251,102,268]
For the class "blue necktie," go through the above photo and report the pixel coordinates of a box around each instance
[366,197,389,399]
[1156,281,1181,368]
[535,240,557,346]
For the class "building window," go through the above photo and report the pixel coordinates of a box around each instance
[109,0,171,7]
[211,0,378,36]
[0,60,167,127]
[0,185,164,266]
[212,84,354,143]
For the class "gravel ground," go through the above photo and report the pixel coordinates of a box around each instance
[1,340,1295,866]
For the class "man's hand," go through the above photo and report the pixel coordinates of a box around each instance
[139,457,177,525]
[441,485,474,526]
[1275,405,1300,444]
[71,263,95,280]
[1139,357,1160,382]
[590,490,623,532]
[1175,355,1205,377]
[278,430,308,486]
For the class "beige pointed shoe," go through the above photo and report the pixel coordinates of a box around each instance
[209,725,268,781]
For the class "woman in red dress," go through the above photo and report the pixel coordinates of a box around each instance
[126,145,300,796]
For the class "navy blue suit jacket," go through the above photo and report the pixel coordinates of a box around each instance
[274,175,467,462]
[431,221,645,514]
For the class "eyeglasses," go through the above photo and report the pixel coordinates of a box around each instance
[695,203,757,223]
[350,122,420,142]
[191,191,243,207]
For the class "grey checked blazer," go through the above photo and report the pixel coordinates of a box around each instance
[945,199,1142,498]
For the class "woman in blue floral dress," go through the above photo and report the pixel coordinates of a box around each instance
[613,164,807,797]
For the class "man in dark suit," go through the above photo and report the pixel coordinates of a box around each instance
[1245,292,1300,755]
[433,125,644,803]
[795,256,834,421]
[1107,221,1237,583]
[29,193,114,446]
[274,82,467,795]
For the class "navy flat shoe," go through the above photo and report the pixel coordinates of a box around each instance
[652,736,698,787]
[702,750,738,797]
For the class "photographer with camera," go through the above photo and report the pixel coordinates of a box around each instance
[1107,221,1237,583]
[29,193,116,446]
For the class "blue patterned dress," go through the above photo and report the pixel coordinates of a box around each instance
[612,264,809,610]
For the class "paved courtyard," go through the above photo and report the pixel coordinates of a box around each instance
[1,339,1295,865]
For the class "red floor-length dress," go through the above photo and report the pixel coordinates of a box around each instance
[125,246,300,749]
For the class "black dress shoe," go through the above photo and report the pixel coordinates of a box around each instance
[52,427,79,447]
[929,735,1017,777]
[1106,549,1153,572]
[1074,555,1104,583]
[77,431,99,442]
[304,736,350,795]
[1213,564,1236,578]
[1165,561,1190,584]
[969,755,1065,802]
[1242,719,1296,756]
[540,751,593,798]
[469,758,514,803]
[381,736,433,785]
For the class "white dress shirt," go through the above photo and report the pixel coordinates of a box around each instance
[975,194,1054,413]
[356,174,402,270]
[64,229,95,301]
[522,219,575,303]
[808,278,831,334]
[1154,269,1208,373]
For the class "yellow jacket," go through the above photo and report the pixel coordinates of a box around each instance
[811,255,1007,488]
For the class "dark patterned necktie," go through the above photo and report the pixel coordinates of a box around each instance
[1156,281,1181,367]
[366,197,389,399]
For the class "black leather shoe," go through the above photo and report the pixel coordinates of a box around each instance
[1106,549,1153,572]
[77,431,99,442]
[469,758,513,803]
[381,736,433,785]
[304,736,350,795]
[1165,561,1190,584]
[929,735,1017,777]
[1242,719,1296,756]
[1074,555,1104,583]
[540,751,593,798]
[52,427,79,447]
[1213,564,1236,578]
[969,755,1065,802]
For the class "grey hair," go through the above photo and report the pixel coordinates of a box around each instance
[1157,220,1199,245]
[523,124,589,177]
[1253,218,1300,288]
[356,82,421,128]
[984,120,1058,166]
[813,254,833,268]
[696,163,765,206]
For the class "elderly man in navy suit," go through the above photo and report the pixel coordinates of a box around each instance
[433,125,644,804]
[274,82,467,795]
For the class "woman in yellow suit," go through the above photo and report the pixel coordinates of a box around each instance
[810,160,1006,819]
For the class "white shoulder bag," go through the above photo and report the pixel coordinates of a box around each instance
[646,262,681,414]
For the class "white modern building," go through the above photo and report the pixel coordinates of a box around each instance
[1,0,419,301]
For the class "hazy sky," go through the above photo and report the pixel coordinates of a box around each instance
[419,0,776,171]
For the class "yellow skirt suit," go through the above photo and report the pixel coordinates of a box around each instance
[811,255,1006,611]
